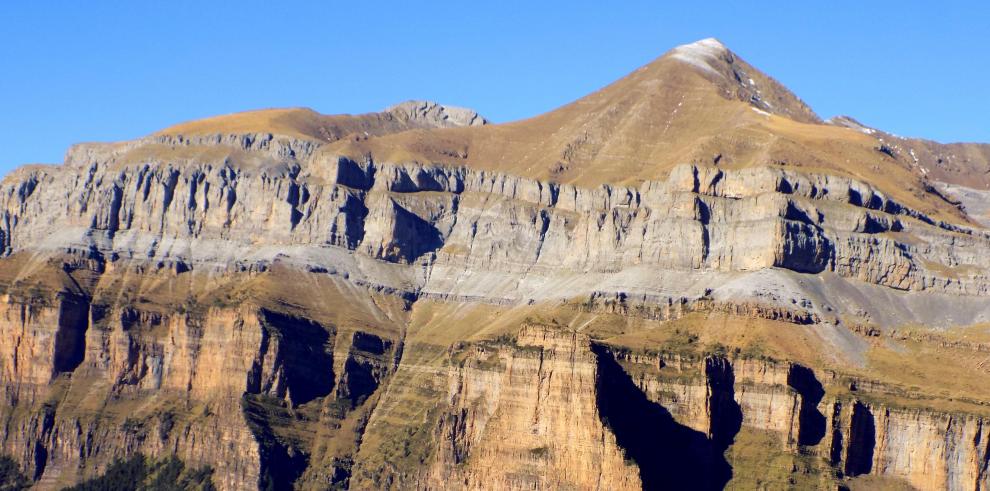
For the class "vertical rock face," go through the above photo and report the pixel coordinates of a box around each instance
[827,401,990,490]
[426,325,638,490]
[595,347,990,491]
[0,297,274,489]
[594,348,739,489]
[5,152,989,300]
[3,145,990,490]
[0,254,988,490]
[0,261,408,490]
[0,293,88,395]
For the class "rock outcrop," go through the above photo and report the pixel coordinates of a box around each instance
[385,101,488,128]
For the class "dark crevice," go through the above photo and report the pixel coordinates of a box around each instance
[705,357,743,453]
[859,214,890,234]
[533,210,551,261]
[828,402,845,467]
[32,403,57,480]
[696,198,711,262]
[784,201,816,226]
[32,442,47,481]
[242,395,309,491]
[106,183,124,234]
[777,221,833,273]
[351,331,387,355]
[337,332,392,409]
[339,193,368,248]
[286,182,303,231]
[592,344,735,490]
[384,202,444,262]
[258,310,335,406]
[788,364,827,446]
[334,157,375,190]
[52,296,89,376]
[844,401,876,476]
[339,357,379,409]
[161,170,180,212]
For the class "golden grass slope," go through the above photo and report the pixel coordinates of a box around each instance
[157,105,473,143]
[316,44,974,225]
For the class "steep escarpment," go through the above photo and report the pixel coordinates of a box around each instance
[3,128,990,489]
[5,149,990,305]
[597,346,990,490]
[425,325,638,490]
[0,254,409,490]
[0,37,989,490]
[345,308,990,490]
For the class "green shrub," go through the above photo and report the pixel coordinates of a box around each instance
[0,456,30,491]
[62,454,215,491]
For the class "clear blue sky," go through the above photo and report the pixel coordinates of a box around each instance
[2,1,987,173]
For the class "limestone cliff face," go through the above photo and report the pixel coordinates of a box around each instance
[426,325,638,490]
[0,295,270,489]
[0,269,404,490]
[2,40,990,489]
[340,323,990,490]
[4,142,990,307]
[0,292,89,398]
[3,128,990,489]
[826,400,990,491]
[0,261,987,490]
[593,347,989,490]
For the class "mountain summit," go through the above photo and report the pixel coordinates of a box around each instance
[320,39,981,225]
[666,38,821,123]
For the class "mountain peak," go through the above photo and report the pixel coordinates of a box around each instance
[667,37,731,76]
[326,38,834,187]
[657,39,822,124]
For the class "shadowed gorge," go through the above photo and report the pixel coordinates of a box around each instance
[51,296,89,376]
[844,402,876,477]
[243,395,310,491]
[257,310,335,406]
[337,332,391,408]
[593,344,735,490]
[704,357,743,453]
[788,364,827,446]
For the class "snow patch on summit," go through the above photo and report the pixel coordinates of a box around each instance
[826,116,880,135]
[669,38,728,76]
[751,107,771,117]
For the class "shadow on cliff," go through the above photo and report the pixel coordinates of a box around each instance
[337,331,392,409]
[52,296,90,376]
[787,364,827,446]
[843,401,876,477]
[242,394,309,491]
[388,204,444,262]
[257,309,335,406]
[592,345,740,490]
